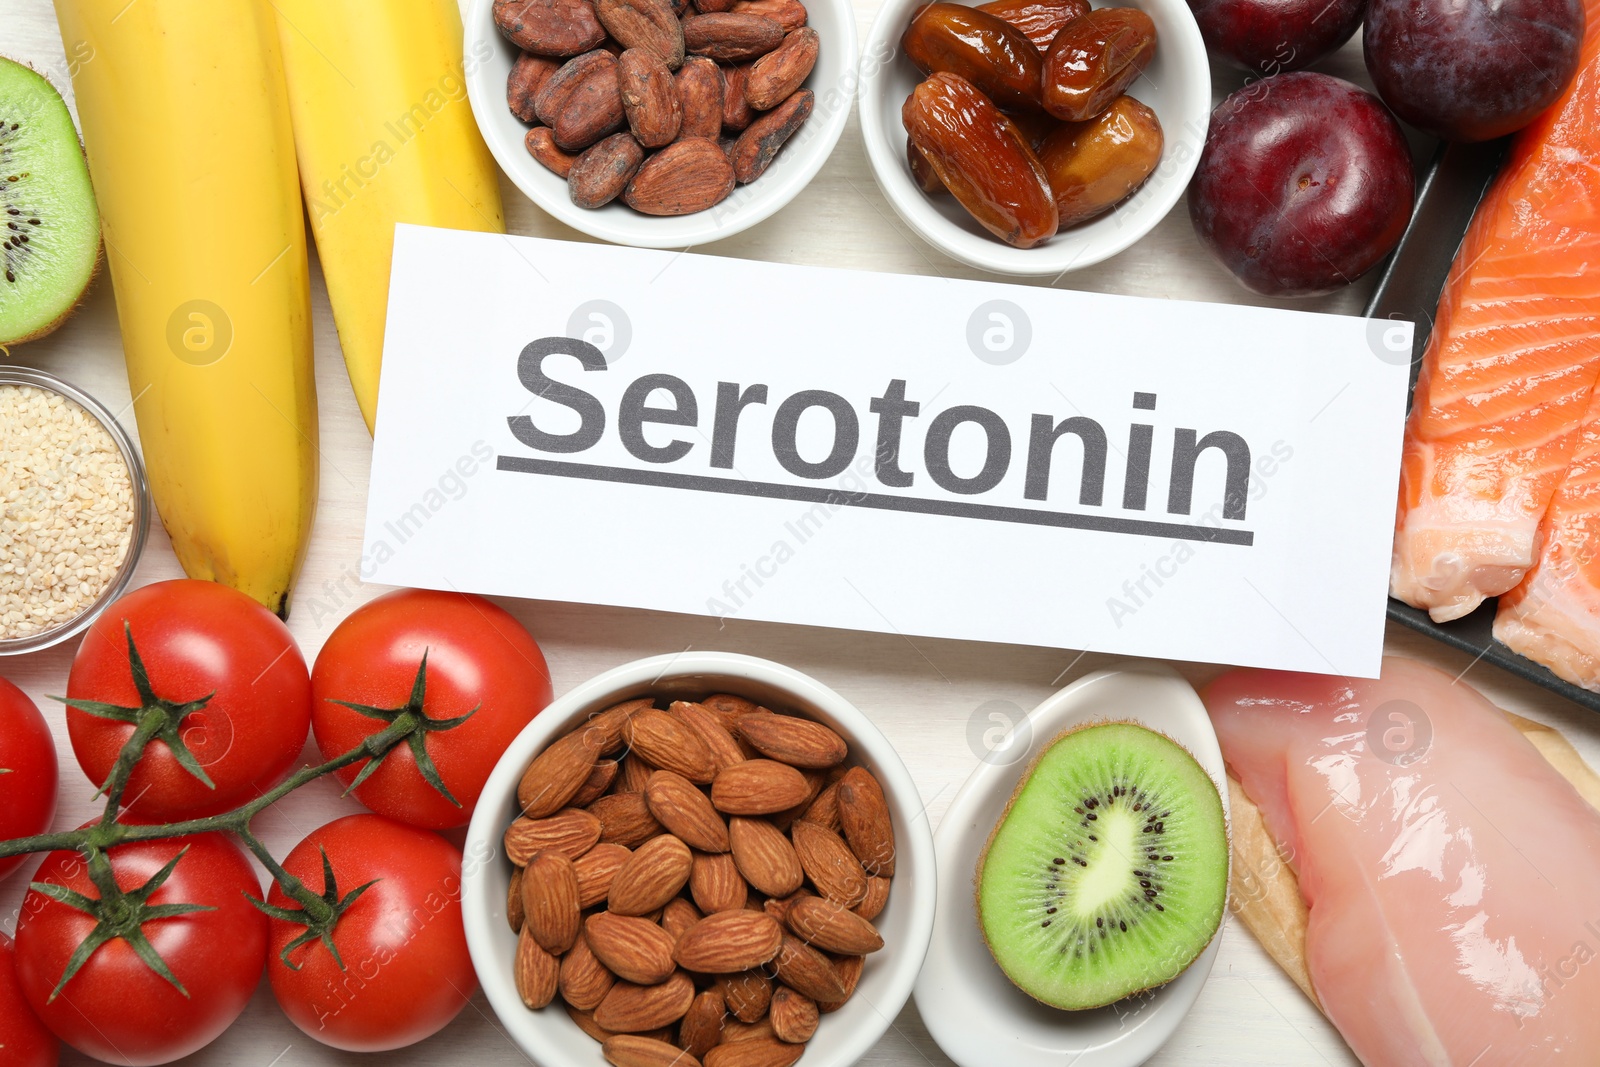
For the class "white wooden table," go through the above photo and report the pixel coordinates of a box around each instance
[8,3,1596,1064]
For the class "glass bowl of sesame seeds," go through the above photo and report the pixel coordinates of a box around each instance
[0,365,148,655]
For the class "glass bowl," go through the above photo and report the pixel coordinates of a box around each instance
[0,365,149,656]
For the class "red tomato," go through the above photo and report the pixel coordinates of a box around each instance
[66,579,312,820]
[311,589,551,829]
[13,832,267,1066]
[265,814,477,1051]
[0,676,57,882]
[0,932,58,1067]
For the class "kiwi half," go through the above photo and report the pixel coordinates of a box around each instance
[977,721,1228,1011]
[0,56,99,347]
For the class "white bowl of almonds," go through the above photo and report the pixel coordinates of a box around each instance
[462,651,935,1067]
[0,365,148,655]
[464,0,857,247]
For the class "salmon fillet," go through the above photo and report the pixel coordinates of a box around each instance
[1494,388,1600,688]
[1390,6,1600,623]
[1205,658,1600,1066]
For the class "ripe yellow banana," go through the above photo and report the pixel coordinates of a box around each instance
[55,0,318,618]
[274,0,507,433]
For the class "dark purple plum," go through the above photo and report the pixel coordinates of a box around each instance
[1187,72,1414,297]
[1365,0,1583,142]
[1187,0,1365,74]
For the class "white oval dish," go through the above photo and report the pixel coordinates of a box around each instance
[464,0,859,248]
[462,651,936,1067]
[857,0,1211,276]
[914,659,1229,1067]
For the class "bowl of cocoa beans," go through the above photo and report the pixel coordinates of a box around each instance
[467,0,857,248]
[858,0,1209,275]
[461,651,936,1067]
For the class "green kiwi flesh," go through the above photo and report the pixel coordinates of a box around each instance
[977,721,1228,1011]
[0,56,99,346]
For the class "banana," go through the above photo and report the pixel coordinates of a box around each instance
[273,0,507,433]
[54,0,318,618]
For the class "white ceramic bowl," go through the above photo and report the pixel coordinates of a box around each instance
[858,0,1211,276]
[464,0,859,248]
[914,660,1229,1067]
[462,651,936,1066]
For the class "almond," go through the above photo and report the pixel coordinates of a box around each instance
[661,896,704,943]
[786,895,883,955]
[536,49,626,151]
[668,700,745,771]
[495,0,608,56]
[619,753,658,794]
[731,0,807,31]
[854,875,891,922]
[586,911,678,985]
[560,931,618,1011]
[575,842,634,907]
[584,697,655,755]
[590,791,665,848]
[518,728,602,817]
[507,866,527,933]
[690,850,748,913]
[736,712,845,770]
[796,781,841,832]
[645,770,730,852]
[745,27,818,111]
[595,972,696,1032]
[817,954,862,1013]
[670,62,726,144]
[705,1038,804,1067]
[609,833,694,914]
[701,693,760,731]
[597,0,686,68]
[790,819,867,907]
[516,925,560,1008]
[509,51,562,121]
[682,13,784,61]
[523,850,582,953]
[618,49,684,148]
[673,910,784,973]
[603,1034,703,1067]
[718,969,772,1023]
[627,709,718,782]
[570,131,646,208]
[526,127,579,178]
[729,817,804,897]
[772,934,846,1002]
[506,807,603,865]
[568,1002,618,1042]
[724,1020,776,1045]
[768,986,818,1044]
[730,88,811,182]
[679,988,726,1059]
[573,758,621,807]
[768,769,825,833]
[836,766,896,875]
[761,888,813,927]
[711,760,812,816]
[623,137,737,215]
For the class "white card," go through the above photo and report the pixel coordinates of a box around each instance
[364,226,1412,676]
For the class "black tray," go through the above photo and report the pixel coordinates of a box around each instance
[1370,138,1600,713]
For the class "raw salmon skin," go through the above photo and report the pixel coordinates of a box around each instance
[1390,5,1600,623]
[1206,658,1600,1066]
[1495,388,1600,689]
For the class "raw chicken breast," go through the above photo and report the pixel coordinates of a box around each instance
[1389,0,1600,623]
[1495,390,1600,690]
[1206,658,1600,1065]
